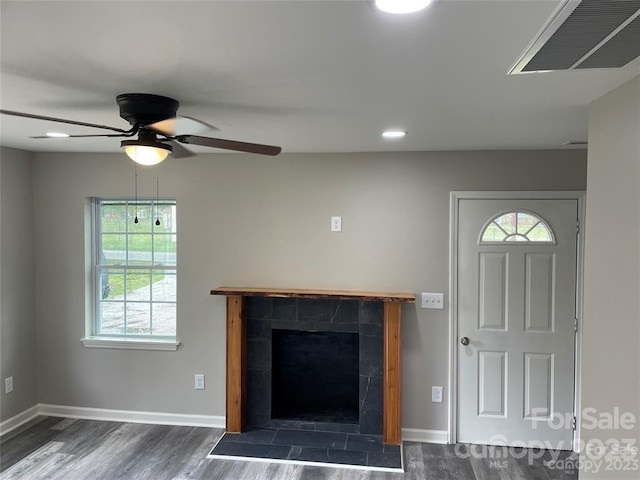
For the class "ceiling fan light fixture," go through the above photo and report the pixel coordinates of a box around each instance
[121,135,173,166]
[375,0,432,14]
[45,132,70,138]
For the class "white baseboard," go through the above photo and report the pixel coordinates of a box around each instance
[0,404,41,436]
[1,403,224,436]
[402,427,448,444]
[38,404,226,429]
[3,404,446,446]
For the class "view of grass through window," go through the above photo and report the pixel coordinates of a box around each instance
[96,199,177,337]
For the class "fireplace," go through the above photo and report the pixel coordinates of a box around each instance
[244,297,384,435]
[271,329,359,423]
[211,286,414,445]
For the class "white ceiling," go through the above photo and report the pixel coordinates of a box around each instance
[1,0,639,155]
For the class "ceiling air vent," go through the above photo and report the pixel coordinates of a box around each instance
[510,0,640,74]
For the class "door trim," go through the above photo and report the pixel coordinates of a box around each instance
[448,191,585,452]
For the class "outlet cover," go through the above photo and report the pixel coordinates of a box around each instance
[194,374,205,390]
[4,376,14,394]
[421,292,444,309]
[432,386,443,403]
[331,216,342,232]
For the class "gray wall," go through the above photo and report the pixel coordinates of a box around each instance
[30,149,586,431]
[582,76,639,479]
[0,147,38,422]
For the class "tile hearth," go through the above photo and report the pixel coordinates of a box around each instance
[209,427,403,471]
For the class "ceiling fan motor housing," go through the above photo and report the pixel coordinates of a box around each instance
[116,93,179,127]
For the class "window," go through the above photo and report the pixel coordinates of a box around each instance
[88,198,177,349]
[480,211,554,244]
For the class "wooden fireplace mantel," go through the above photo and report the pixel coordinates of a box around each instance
[211,286,415,445]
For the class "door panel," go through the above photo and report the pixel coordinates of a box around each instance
[478,253,508,331]
[478,351,507,417]
[457,199,577,449]
[524,253,555,332]
[524,353,553,419]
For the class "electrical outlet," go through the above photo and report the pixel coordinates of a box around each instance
[4,376,14,394]
[194,374,205,390]
[331,216,342,232]
[432,386,443,403]
[421,292,444,309]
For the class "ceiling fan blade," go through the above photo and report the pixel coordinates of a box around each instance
[168,140,196,159]
[176,135,281,156]
[148,116,219,136]
[0,109,131,133]
[30,133,132,139]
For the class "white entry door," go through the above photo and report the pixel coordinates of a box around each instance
[457,198,578,450]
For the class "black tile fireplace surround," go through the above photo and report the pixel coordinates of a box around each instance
[245,297,384,435]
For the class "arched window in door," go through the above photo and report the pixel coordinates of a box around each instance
[479,211,555,244]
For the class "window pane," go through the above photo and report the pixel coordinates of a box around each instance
[154,234,176,266]
[101,202,127,233]
[505,234,528,242]
[126,270,151,301]
[494,212,517,234]
[128,203,152,232]
[527,223,553,242]
[101,234,126,262]
[126,302,151,334]
[98,267,113,300]
[481,222,507,242]
[127,234,153,266]
[99,301,125,334]
[102,270,124,299]
[516,213,539,234]
[155,203,176,233]
[152,303,177,336]
[153,271,176,302]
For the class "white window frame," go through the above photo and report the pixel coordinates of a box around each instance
[82,197,180,351]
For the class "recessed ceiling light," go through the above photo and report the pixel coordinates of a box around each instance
[375,0,433,14]
[382,130,407,139]
[45,132,70,138]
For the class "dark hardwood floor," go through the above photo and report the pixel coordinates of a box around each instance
[0,416,578,479]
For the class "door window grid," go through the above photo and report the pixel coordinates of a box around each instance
[480,211,555,244]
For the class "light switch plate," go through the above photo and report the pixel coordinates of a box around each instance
[4,376,13,394]
[432,386,443,403]
[421,292,444,309]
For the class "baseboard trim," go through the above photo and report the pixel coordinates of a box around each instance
[402,427,448,444]
[3,404,446,445]
[37,404,225,429]
[0,404,41,437]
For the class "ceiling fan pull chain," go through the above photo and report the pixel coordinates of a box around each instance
[134,163,139,224]
[155,167,161,226]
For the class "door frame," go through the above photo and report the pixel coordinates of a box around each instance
[449,191,585,452]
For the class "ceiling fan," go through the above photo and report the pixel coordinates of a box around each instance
[0,93,282,165]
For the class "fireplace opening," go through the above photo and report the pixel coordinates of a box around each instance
[271,329,359,424]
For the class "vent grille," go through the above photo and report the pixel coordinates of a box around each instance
[577,13,640,68]
[512,0,640,73]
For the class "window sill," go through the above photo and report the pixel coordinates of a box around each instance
[81,337,180,351]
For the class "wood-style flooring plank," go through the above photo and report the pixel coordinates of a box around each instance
[0,417,64,471]
[0,416,578,480]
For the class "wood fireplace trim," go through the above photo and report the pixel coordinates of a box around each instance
[211,287,415,445]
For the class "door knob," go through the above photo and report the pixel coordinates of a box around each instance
[460,336,470,346]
